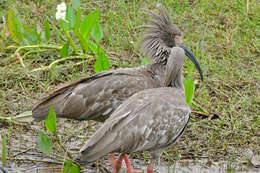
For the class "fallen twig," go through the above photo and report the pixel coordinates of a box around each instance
[30,56,94,72]
[0,111,32,121]
[16,51,25,68]
[191,110,210,117]
[11,147,35,158]
[0,156,62,165]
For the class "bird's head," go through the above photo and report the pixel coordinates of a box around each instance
[140,7,203,81]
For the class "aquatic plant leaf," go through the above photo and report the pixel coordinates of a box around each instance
[7,8,23,43]
[183,76,195,106]
[80,10,100,39]
[74,9,81,32]
[60,19,70,31]
[66,5,76,29]
[91,22,103,43]
[69,163,80,173]
[60,40,70,58]
[45,107,57,134]
[33,22,42,43]
[94,48,110,73]
[37,131,52,156]
[44,20,50,41]
[72,0,80,9]
[62,161,80,173]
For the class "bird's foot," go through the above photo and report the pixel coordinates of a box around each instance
[109,153,123,173]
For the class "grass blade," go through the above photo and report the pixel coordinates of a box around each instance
[1,133,7,167]
[44,20,50,41]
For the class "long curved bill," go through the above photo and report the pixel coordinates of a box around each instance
[180,45,204,81]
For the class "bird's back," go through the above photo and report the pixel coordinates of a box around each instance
[32,66,162,122]
[79,87,190,162]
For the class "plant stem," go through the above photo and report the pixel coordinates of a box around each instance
[14,44,62,54]
[65,31,77,53]
[54,134,73,160]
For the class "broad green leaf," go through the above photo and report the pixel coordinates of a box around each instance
[62,161,72,173]
[33,22,42,43]
[60,40,70,58]
[80,10,100,39]
[45,107,57,134]
[44,20,50,41]
[74,9,81,32]
[1,133,7,167]
[66,5,76,29]
[75,31,88,53]
[76,34,100,54]
[37,131,52,155]
[72,0,80,9]
[86,40,98,53]
[7,8,23,43]
[21,23,38,45]
[91,22,103,43]
[62,161,80,173]
[60,19,70,31]
[70,163,80,173]
[186,61,195,74]
[94,48,110,73]
[183,76,195,106]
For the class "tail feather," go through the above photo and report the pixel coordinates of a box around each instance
[32,91,72,121]
[78,131,120,162]
[77,111,133,162]
[32,78,86,121]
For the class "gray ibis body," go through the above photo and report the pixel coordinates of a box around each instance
[78,47,202,173]
[32,8,202,122]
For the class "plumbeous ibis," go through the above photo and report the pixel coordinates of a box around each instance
[32,7,203,123]
[77,47,203,173]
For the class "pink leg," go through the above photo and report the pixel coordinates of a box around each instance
[110,153,116,162]
[109,153,124,173]
[124,155,142,173]
[146,159,155,173]
[147,164,154,173]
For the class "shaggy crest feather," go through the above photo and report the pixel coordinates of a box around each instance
[140,7,182,64]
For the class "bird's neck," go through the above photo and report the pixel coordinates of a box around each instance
[144,63,166,86]
[172,71,185,95]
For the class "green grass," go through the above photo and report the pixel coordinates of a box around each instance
[0,0,259,172]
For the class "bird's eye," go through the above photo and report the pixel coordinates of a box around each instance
[170,34,175,38]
